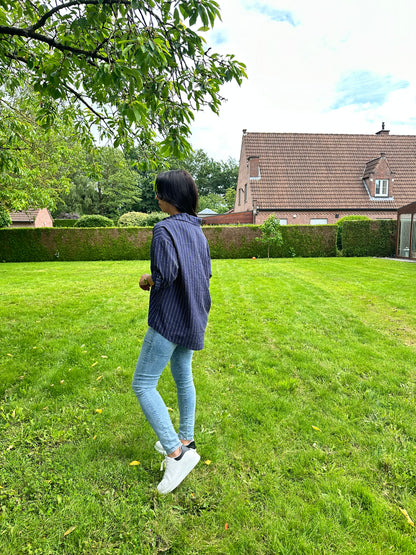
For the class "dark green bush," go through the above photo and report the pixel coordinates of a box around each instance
[342,219,396,257]
[336,215,370,251]
[74,215,114,227]
[53,219,78,227]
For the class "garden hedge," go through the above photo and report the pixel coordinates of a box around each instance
[53,219,78,227]
[342,219,397,257]
[0,224,337,262]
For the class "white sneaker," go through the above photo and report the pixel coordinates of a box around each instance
[157,449,200,494]
[155,440,196,456]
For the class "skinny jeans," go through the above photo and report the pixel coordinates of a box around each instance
[132,327,195,455]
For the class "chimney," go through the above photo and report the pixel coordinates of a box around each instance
[376,122,390,135]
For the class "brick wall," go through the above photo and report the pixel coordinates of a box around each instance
[255,210,397,225]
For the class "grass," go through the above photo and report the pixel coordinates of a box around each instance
[1,257,416,554]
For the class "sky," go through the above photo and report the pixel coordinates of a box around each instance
[189,0,416,161]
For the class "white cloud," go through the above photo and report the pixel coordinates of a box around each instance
[189,0,416,161]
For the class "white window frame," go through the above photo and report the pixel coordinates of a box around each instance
[310,218,328,225]
[375,179,389,197]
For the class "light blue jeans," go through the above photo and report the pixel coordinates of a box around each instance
[132,327,195,456]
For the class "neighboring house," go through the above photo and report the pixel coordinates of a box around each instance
[233,126,416,225]
[10,208,54,228]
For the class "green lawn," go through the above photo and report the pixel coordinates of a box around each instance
[1,258,416,554]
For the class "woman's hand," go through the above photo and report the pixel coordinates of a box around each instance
[139,273,154,291]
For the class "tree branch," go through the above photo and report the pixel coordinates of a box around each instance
[26,0,132,32]
[0,25,109,61]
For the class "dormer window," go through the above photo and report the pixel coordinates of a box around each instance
[375,179,389,197]
[362,155,393,200]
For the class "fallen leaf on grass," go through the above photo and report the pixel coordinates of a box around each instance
[63,526,77,537]
[167,407,173,412]
[7,353,13,357]
[129,461,141,466]
[399,507,414,526]
[204,460,212,465]
[96,375,103,381]
[93,435,97,440]
[312,426,322,431]
[224,523,229,530]
[101,355,108,359]
[95,409,102,414]
[91,362,98,367]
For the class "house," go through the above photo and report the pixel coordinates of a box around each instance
[10,208,54,228]
[234,126,416,225]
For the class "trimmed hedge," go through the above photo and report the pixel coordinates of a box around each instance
[0,224,337,262]
[53,219,78,227]
[0,228,153,262]
[342,219,397,257]
[336,215,370,251]
[204,224,337,259]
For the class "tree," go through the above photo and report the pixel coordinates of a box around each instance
[0,91,84,211]
[0,0,246,172]
[170,149,238,196]
[125,147,239,213]
[198,192,227,213]
[55,146,140,220]
[256,215,283,259]
[225,186,236,210]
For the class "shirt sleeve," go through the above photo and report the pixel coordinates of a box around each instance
[150,225,179,291]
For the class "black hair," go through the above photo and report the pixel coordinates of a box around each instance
[155,170,199,217]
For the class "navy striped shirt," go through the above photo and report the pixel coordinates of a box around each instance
[148,213,211,350]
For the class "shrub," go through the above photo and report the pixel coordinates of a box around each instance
[144,212,168,226]
[337,215,370,251]
[118,212,148,226]
[53,219,78,227]
[0,206,11,228]
[118,211,167,227]
[342,219,396,257]
[74,215,114,228]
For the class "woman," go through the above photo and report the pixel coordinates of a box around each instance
[132,169,211,494]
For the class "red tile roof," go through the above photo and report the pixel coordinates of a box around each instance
[10,209,41,223]
[242,132,416,210]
